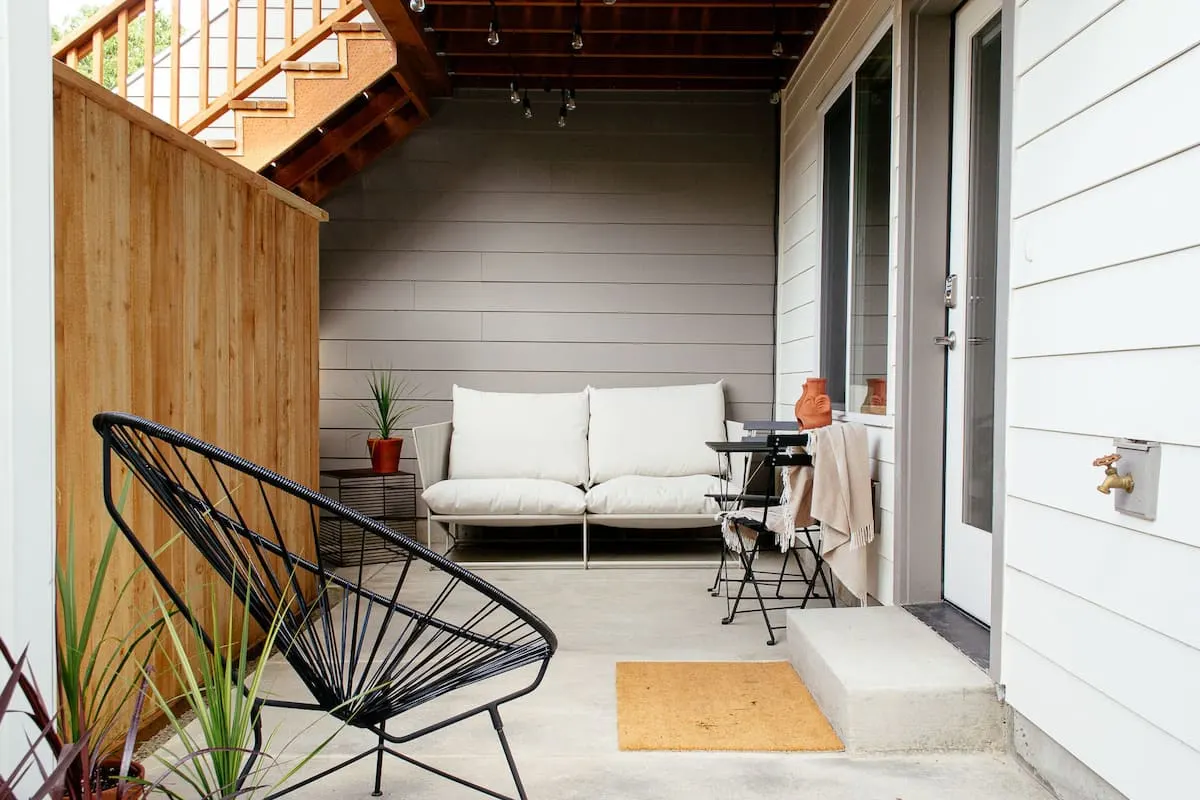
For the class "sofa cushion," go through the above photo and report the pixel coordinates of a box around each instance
[585,475,722,516]
[587,382,726,484]
[448,386,589,486]
[423,479,586,516]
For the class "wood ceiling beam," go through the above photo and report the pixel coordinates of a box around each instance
[272,84,414,189]
[361,0,452,94]
[301,113,416,204]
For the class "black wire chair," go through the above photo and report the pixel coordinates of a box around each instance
[93,412,557,800]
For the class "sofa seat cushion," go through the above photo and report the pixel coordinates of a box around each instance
[585,475,722,516]
[587,382,727,484]
[423,479,586,516]
[449,386,590,486]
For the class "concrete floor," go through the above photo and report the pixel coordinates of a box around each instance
[156,559,1055,799]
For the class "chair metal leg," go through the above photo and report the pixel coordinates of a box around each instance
[372,722,385,797]
[489,705,529,800]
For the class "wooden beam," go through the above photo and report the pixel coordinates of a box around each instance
[115,10,128,96]
[143,2,154,112]
[301,111,416,203]
[199,0,209,105]
[361,0,451,94]
[272,84,413,188]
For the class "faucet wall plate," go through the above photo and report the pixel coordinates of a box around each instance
[1112,438,1160,521]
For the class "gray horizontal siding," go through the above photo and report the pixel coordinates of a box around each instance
[320,92,777,476]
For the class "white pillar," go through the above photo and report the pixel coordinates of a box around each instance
[0,0,57,764]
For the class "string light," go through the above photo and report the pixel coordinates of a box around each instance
[522,91,533,119]
[771,0,783,57]
[409,0,425,12]
[487,0,501,45]
[566,88,577,111]
[571,0,584,50]
[509,79,521,104]
[603,0,617,5]
[558,104,568,128]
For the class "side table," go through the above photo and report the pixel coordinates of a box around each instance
[319,468,417,567]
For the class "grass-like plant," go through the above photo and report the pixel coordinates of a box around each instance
[56,476,165,798]
[144,577,345,799]
[359,368,423,440]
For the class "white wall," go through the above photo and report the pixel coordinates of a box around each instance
[0,0,57,774]
[1001,0,1200,796]
[777,0,897,603]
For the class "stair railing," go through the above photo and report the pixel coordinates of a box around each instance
[52,0,363,137]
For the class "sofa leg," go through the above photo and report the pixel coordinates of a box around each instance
[582,517,590,570]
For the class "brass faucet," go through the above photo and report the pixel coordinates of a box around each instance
[1093,454,1134,495]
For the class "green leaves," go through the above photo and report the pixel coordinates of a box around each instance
[359,368,423,440]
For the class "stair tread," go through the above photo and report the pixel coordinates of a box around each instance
[203,139,238,149]
[281,61,343,72]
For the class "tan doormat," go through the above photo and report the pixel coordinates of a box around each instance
[615,661,844,752]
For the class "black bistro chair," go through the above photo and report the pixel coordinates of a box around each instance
[94,412,557,799]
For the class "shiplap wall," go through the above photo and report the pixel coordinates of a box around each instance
[777,0,897,603]
[318,92,777,480]
[1002,1,1200,796]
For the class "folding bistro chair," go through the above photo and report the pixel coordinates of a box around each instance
[94,412,557,800]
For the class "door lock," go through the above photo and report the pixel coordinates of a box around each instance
[934,332,957,349]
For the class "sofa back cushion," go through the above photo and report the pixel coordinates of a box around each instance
[587,382,726,483]
[449,386,590,485]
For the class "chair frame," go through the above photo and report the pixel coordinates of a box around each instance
[94,412,558,800]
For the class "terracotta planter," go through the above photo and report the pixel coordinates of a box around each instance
[367,437,404,473]
[861,377,887,415]
[794,377,833,430]
[78,759,145,800]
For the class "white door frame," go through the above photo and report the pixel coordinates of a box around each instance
[893,0,1015,682]
[942,0,1003,625]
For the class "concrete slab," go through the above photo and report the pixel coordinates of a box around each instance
[149,562,1045,799]
[787,606,1008,753]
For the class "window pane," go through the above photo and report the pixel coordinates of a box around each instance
[963,17,1002,532]
[820,88,852,411]
[848,31,892,415]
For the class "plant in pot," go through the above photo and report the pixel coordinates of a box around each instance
[359,369,422,474]
[142,577,354,799]
[53,478,166,799]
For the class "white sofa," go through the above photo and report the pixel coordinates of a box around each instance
[412,381,747,564]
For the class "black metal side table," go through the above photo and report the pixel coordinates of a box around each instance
[319,468,417,567]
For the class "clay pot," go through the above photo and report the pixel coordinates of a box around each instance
[367,437,404,473]
[860,377,887,415]
[794,377,833,430]
[83,759,146,800]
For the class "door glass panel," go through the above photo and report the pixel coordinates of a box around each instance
[962,17,1002,532]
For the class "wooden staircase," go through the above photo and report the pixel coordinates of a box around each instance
[52,0,442,203]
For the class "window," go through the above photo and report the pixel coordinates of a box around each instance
[820,30,893,415]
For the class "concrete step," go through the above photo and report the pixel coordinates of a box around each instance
[787,606,1007,753]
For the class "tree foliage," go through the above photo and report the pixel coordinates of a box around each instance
[52,4,174,91]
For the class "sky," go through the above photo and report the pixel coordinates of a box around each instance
[49,0,89,25]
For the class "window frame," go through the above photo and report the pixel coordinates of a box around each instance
[814,20,897,426]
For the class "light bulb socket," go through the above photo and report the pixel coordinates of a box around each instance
[772,39,784,58]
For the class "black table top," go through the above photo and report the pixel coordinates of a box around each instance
[320,468,415,479]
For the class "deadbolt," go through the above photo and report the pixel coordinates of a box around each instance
[934,332,957,349]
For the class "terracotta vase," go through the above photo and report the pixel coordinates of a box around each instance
[83,758,146,800]
[861,377,887,415]
[367,437,403,473]
[794,377,832,431]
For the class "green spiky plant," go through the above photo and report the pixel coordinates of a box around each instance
[144,576,351,799]
[56,475,166,798]
[359,369,423,440]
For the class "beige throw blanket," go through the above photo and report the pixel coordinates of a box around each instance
[809,423,874,604]
[719,451,814,557]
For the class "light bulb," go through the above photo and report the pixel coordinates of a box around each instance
[571,25,584,51]
[769,90,781,105]
[488,23,500,46]
[603,0,616,4]
[566,89,577,111]
[772,39,784,58]
[522,96,533,119]
[558,105,568,128]
[410,0,425,12]
[509,81,521,104]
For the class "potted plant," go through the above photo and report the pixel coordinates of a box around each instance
[360,369,422,474]
[142,578,350,799]
[52,478,164,799]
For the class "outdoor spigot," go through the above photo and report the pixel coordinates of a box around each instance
[1093,454,1134,495]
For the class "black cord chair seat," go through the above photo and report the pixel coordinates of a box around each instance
[94,412,557,800]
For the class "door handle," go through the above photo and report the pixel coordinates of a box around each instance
[934,332,956,349]
[967,336,991,345]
